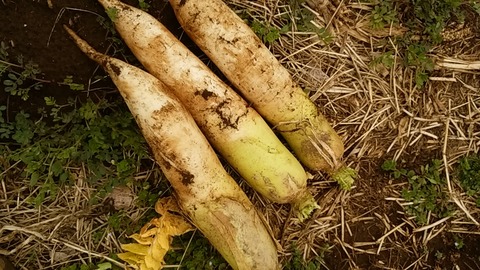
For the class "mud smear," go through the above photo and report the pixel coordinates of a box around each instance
[194,89,217,100]
[214,99,242,129]
[180,170,195,185]
[153,102,176,117]
[107,61,122,77]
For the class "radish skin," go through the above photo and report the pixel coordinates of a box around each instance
[64,26,280,270]
[96,0,319,218]
[169,0,356,188]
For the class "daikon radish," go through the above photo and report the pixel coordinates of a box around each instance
[97,0,319,218]
[169,0,356,189]
[64,26,279,270]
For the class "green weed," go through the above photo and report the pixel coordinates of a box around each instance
[137,181,160,206]
[59,262,118,270]
[410,0,463,43]
[107,212,130,232]
[382,159,454,225]
[473,1,480,14]
[0,96,150,207]
[245,0,331,45]
[453,234,464,249]
[371,51,395,69]
[370,1,398,29]
[106,7,118,22]
[283,243,328,270]
[288,0,332,41]
[1,41,43,100]
[457,154,480,206]
[0,105,13,138]
[371,0,471,43]
[62,75,85,91]
[435,250,444,260]
[404,43,435,87]
[251,20,286,44]
[97,15,117,36]
[165,232,229,270]
[369,0,479,87]
[138,0,150,11]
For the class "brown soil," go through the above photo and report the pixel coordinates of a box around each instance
[1,0,105,112]
[0,0,198,117]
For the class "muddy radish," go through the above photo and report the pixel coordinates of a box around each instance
[64,26,279,270]
[169,0,356,188]
[96,0,319,219]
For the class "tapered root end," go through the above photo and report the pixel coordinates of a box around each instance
[331,166,357,191]
[291,190,320,222]
[63,25,105,64]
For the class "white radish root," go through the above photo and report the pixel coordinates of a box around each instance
[97,0,320,219]
[64,25,280,270]
[169,0,356,189]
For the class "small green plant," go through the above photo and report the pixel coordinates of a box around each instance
[473,1,480,14]
[382,159,454,225]
[370,0,398,29]
[368,0,479,88]
[457,155,480,206]
[410,0,463,43]
[0,105,13,139]
[62,75,85,91]
[283,244,328,270]
[434,250,444,260]
[106,7,119,22]
[244,0,331,45]
[107,212,130,232]
[402,42,434,88]
[251,20,285,44]
[138,0,150,11]
[137,181,160,206]
[370,51,395,71]
[1,96,149,206]
[60,262,114,270]
[370,39,433,88]
[60,264,93,270]
[1,41,43,100]
[165,232,228,269]
[453,235,464,249]
[288,0,332,41]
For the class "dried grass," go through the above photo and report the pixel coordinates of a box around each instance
[228,0,480,269]
[0,164,165,269]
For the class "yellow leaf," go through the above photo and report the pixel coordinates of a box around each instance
[144,249,164,270]
[147,219,161,229]
[129,233,154,246]
[139,262,154,270]
[120,243,150,255]
[157,233,171,251]
[139,223,160,238]
[117,252,144,265]
[163,214,194,235]
[117,196,194,270]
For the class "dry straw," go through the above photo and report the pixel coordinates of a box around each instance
[228,0,479,268]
